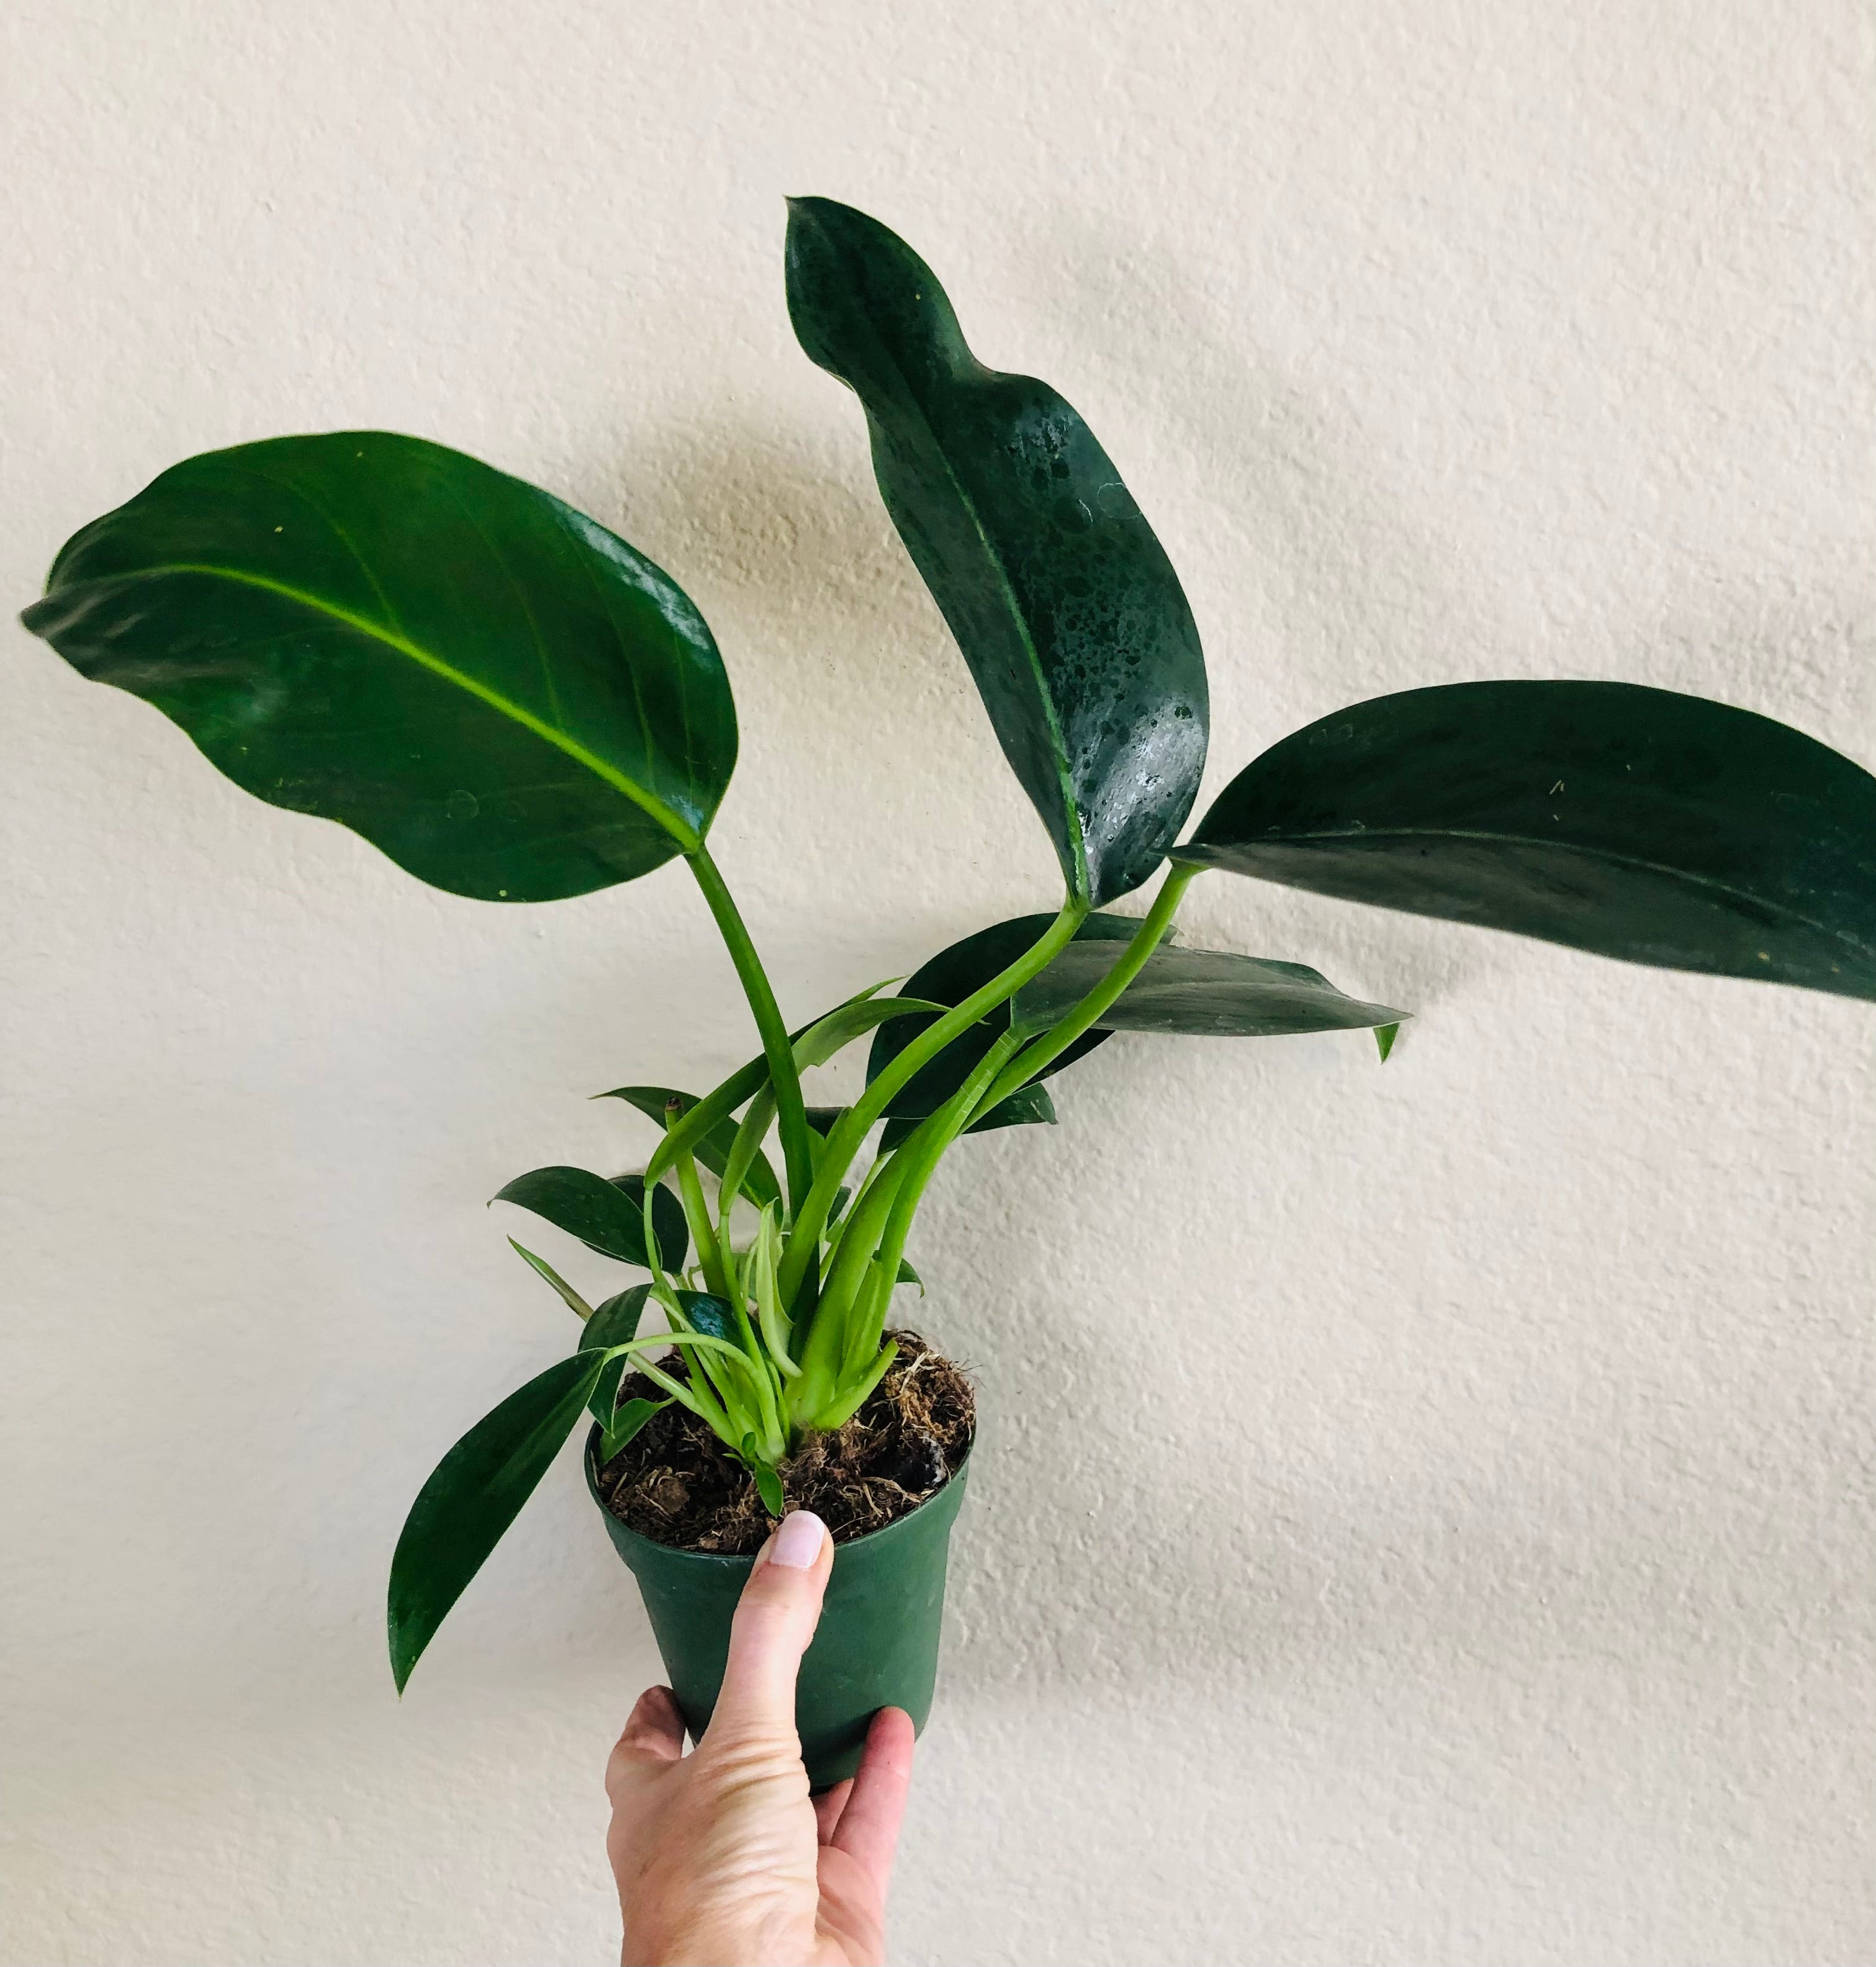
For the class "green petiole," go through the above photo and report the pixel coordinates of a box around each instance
[776,898,1087,1310]
[684,844,816,1217]
[973,866,1196,1121]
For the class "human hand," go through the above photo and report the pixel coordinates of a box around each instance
[604,1511,916,1967]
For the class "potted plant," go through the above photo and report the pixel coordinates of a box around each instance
[22,198,1874,1790]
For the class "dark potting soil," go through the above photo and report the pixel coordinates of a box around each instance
[594,1329,974,1554]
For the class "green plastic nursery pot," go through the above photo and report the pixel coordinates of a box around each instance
[585,1431,972,1790]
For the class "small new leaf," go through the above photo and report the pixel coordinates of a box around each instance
[508,1238,595,1321]
[597,1086,782,1211]
[600,1397,669,1461]
[751,1462,785,1516]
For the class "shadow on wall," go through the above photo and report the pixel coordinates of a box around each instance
[589,414,989,772]
[996,209,1494,736]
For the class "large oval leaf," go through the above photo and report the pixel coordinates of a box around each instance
[1014,942,1407,1036]
[787,198,1208,904]
[21,432,736,902]
[1176,682,1876,1000]
[492,1167,688,1272]
[867,912,1142,1121]
[388,1351,604,1690]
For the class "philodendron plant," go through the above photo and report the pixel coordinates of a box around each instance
[23,200,1876,1696]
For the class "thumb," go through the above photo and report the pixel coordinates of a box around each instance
[704,1510,833,1747]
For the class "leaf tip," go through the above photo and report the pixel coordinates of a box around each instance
[1374,1022,1400,1063]
[387,1619,417,1696]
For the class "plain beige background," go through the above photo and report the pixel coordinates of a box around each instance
[3,3,1872,1962]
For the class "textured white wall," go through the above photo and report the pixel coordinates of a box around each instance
[4,3,1872,1962]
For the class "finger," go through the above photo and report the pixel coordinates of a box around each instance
[606,1685,685,1794]
[829,1706,915,1893]
[812,1778,854,1845]
[705,1511,833,1744]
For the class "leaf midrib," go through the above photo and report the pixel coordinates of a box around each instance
[78,560,700,848]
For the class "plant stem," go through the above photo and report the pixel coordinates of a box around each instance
[685,844,816,1215]
[813,1150,914,1356]
[815,1337,900,1432]
[860,1025,1028,1344]
[776,897,1088,1311]
[673,1144,730,1300]
[974,865,1197,1119]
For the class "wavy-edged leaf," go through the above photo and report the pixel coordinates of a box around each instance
[867,912,1143,1121]
[492,1166,687,1271]
[22,433,737,901]
[1012,943,1407,1037]
[1178,681,1876,1001]
[597,1086,780,1210]
[787,198,1207,904]
[388,1352,604,1690]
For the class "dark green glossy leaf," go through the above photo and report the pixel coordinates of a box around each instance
[673,1291,735,1342]
[805,1105,849,1135]
[868,912,1142,1120]
[22,433,737,902]
[896,1259,922,1289]
[492,1167,687,1271]
[1012,942,1407,1037]
[1178,681,1876,1000]
[582,1284,654,1425]
[787,199,1208,905]
[877,1081,1057,1153]
[597,1086,781,1210]
[1374,1022,1400,1062]
[600,1397,669,1459]
[582,1283,654,1352]
[388,1351,603,1690]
